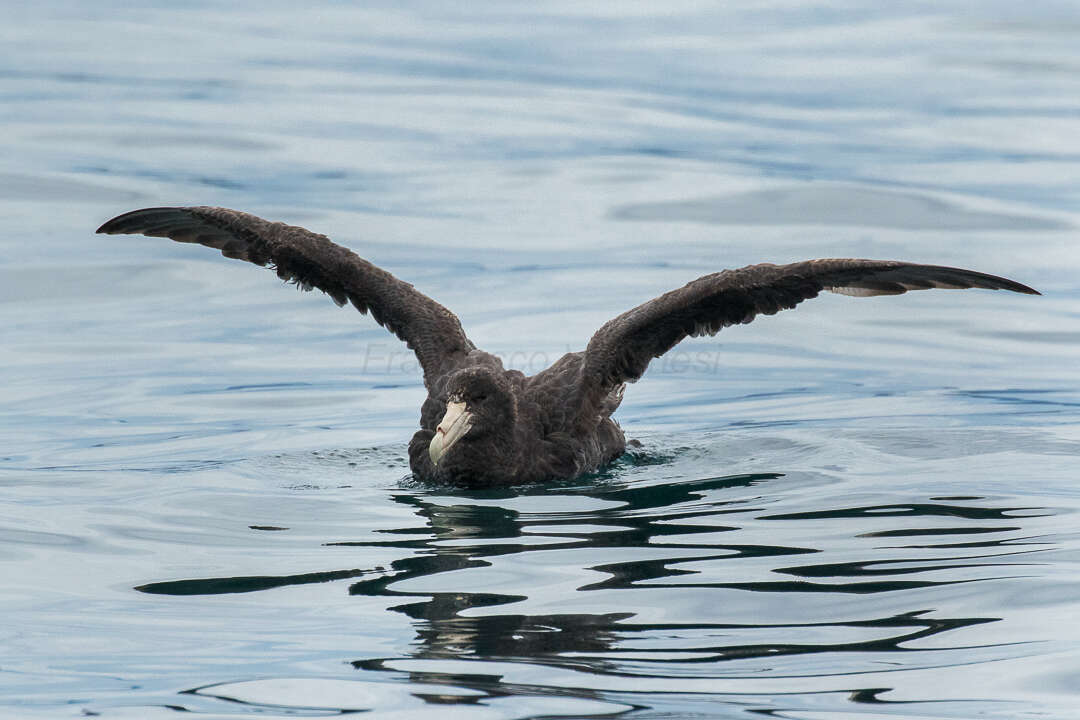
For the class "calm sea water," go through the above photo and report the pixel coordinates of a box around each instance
[3,2,1080,718]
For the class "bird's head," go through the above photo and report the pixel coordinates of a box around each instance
[428,367,518,471]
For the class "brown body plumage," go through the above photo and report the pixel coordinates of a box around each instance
[97,207,1039,486]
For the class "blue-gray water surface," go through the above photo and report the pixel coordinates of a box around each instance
[3,2,1080,718]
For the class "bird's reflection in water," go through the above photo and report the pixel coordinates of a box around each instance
[138,459,1047,715]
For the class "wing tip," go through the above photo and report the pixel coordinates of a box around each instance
[95,206,192,235]
[95,215,127,234]
[984,276,1040,296]
[936,265,1040,296]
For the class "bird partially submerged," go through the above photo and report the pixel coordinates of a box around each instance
[97,207,1039,486]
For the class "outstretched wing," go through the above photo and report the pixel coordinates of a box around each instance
[580,259,1038,411]
[97,206,475,387]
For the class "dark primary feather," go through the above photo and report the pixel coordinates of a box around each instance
[96,206,474,387]
[580,259,1039,413]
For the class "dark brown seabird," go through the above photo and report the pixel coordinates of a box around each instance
[97,207,1039,486]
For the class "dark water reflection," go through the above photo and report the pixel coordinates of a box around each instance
[137,457,1052,717]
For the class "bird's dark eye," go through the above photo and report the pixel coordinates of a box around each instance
[475,393,488,402]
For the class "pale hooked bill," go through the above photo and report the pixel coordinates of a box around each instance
[429,401,474,466]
